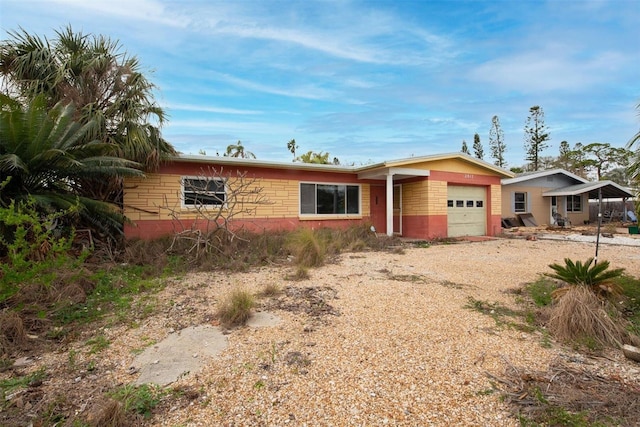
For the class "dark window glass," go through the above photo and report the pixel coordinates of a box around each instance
[300,183,360,215]
[183,178,225,205]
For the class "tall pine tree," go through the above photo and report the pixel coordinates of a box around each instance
[473,133,484,159]
[489,115,506,167]
[524,105,550,170]
[461,140,470,154]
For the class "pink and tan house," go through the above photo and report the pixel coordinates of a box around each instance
[123,153,513,240]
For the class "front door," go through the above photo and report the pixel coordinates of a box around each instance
[370,185,386,233]
[550,196,558,224]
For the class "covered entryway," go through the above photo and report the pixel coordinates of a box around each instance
[447,186,486,237]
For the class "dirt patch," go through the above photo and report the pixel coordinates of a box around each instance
[489,356,640,425]
[261,285,340,324]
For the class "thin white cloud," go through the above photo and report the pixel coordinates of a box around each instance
[208,72,340,101]
[167,119,294,135]
[166,103,262,115]
[46,0,190,27]
[470,44,628,93]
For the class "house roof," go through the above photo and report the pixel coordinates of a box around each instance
[542,180,634,199]
[501,168,588,185]
[360,152,514,179]
[170,152,514,178]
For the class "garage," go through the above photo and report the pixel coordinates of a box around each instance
[447,186,486,237]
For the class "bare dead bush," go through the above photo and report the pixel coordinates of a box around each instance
[162,167,273,261]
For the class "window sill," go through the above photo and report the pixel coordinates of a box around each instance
[299,214,362,221]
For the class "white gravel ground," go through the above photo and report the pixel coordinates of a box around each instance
[108,237,639,426]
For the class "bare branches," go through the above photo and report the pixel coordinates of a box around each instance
[161,166,273,260]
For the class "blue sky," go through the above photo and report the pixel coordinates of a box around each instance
[2,0,639,167]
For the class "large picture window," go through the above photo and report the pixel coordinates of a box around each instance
[300,183,360,215]
[567,195,582,212]
[182,177,226,206]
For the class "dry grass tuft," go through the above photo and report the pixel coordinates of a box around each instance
[287,228,326,268]
[0,310,27,354]
[259,283,282,297]
[286,266,310,281]
[216,289,255,328]
[547,286,628,348]
[86,398,127,427]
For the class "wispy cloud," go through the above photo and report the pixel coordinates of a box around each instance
[469,44,629,93]
[50,0,190,28]
[165,103,263,115]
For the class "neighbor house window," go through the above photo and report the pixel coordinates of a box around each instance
[182,177,226,206]
[514,192,527,213]
[567,195,582,212]
[300,183,360,215]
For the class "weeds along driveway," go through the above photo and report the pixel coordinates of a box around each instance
[146,238,639,426]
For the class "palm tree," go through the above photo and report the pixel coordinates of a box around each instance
[224,141,256,159]
[0,94,142,236]
[547,258,624,299]
[0,26,176,203]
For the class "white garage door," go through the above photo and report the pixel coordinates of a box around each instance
[447,186,486,237]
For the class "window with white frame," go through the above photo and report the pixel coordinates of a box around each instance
[182,177,226,206]
[567,195,582,212]
[300,183,360,215]
[514,192,527,213]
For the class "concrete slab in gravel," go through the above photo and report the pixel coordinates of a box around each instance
[132,312,281,386]
[247,311,281,328]
[133,325,228,386]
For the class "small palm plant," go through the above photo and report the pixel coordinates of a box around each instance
[547,258,624,300]
[546,258,628,348]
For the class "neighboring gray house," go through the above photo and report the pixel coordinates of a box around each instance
[501,169,633,226]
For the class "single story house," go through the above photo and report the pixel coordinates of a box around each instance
[501,169,634,226]
[123,152,513,240]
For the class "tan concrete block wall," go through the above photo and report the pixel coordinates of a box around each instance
[427,180,448,215]
[124,174,371,222]
[402,181,428,215]
[401,180,448,216]
[491,184,502,215]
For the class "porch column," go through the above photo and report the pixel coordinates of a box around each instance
[386,172,394,236]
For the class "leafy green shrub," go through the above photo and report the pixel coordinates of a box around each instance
[216,289,255,328]
[0,198,84,303]
[109,384,164,418]
[615,274,640,336]
[526,277,557,307]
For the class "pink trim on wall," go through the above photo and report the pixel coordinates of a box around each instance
[160,162,365,183]
[401,215,448,239]
[125,217,372,240]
